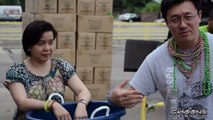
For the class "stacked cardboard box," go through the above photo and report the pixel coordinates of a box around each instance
[76,0,113,100]
[23,0,113,101]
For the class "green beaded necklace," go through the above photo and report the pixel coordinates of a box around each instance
[172,30,211,97]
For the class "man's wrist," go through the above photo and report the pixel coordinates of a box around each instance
[106,90,116,106]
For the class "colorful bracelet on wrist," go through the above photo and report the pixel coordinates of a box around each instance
[44,100,52,112]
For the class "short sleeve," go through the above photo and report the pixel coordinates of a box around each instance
[55,58,76,84]
[5,63,24,84]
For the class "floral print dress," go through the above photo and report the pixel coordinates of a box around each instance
[5,58,76,120]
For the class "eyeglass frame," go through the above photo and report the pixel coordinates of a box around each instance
[167,12,199,26]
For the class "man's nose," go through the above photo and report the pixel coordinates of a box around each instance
[179,18,188,27]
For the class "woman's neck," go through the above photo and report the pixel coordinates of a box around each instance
[28,58,49,67]
[26,58,51,76]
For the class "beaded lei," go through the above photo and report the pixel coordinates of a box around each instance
[168,30,211,97]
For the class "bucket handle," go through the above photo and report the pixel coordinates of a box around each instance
[90,106,110,119]
[48,93,64,104]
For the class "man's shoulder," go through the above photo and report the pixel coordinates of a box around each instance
[207,33,213,40]
[207,33,213,48]
[145,41,169,60]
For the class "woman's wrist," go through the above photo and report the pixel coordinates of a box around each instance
[78,99,88,106]
[49,100,56,112]
[50,100,60,112]
[44,100,57,112]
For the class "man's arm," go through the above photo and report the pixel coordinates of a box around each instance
[108,80,144,108]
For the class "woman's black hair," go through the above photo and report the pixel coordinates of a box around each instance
[22,20,57,56]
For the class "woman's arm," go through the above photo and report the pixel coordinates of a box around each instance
[7,82,45,112]
[7,81,72,120]
[67,74,91,119]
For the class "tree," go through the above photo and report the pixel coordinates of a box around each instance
[113,0,124,14]
[120,0,157,13]
[19,0,25,12]
[0,0,18,5]
[141,1,161,13]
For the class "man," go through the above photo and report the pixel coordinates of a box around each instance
[108,0,213,119]
[200,10,213,34]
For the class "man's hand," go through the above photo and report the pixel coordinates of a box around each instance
[109,80,144,108]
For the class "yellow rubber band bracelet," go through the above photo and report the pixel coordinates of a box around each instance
[44,100,52,112]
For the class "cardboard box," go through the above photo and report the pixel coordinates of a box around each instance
[76,50,112,67]
[58,0,76,14]
[76,67,94,84]
[52,49,76,65]
[95,0,113,16]
[35,14,76,32]
[77,0,95,15]
[78,15,113,32]
[96,33,112,50]
[85,84,110,100]
[94,67,111,84]
[77,32,96,50]
[25,0,29,14]
[57,32,76,49]
[64,86,75,101]
[27,0,57,14]
[22,13,35,30]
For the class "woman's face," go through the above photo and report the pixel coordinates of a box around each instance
[30,31,55,62]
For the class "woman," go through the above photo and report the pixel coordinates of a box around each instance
[4,20,91,120]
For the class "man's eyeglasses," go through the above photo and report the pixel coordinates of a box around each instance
[167,14,197,26]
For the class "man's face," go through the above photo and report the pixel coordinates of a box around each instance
[166,1,202,49]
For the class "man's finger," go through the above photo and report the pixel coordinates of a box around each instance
[117,79,129,88]
[128,90,143,95]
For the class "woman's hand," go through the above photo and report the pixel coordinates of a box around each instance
[109,80,144,108]
[74,102,88,119]
[51,102,72,120]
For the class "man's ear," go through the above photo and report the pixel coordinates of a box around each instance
[198,10,202,20]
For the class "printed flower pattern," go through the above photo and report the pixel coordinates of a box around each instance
[5,58,76,119]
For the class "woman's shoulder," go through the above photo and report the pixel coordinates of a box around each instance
[51,58,69,65]
[6,62,26,79]
[51,58,76,81]
[8,62,25,71]
[51,58,75,68]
